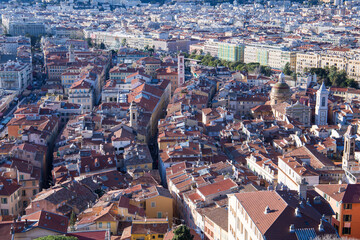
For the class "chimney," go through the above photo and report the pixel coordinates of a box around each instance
[295,207,301,217]
[318,219,324,232]
[313,196,321,204]
[289,224,295,233]
[338,187,345,193]
[10,224,14,240]
[264,206,270,214]
[298,179,307,200]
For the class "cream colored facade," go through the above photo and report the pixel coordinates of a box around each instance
[347,59,360,80]
[320,55,347,70]
[228,194,264,240]
[68,86,94,112]
[296,52,321,73]
[296,52,360,82]
[0,187,21,217]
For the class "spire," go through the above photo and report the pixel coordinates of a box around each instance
[279,72,285,83]
[319,81,327,93]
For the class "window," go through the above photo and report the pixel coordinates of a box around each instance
[1,209,9,216]
[157,212,162,218]
[22,190,26,196]
[32,181,36,186]
[344,204,352,209]
[322,97,326,107]
[158,234,164,238]
[342,227,351,235]
[99,222,102,228]
[151,202,156,208]
[1,198,7,204]
[33,189,37,196]
[107,222,111,228]
[20,175,24,180]
[343,215,352,222]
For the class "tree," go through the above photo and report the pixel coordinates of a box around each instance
[35,236,78,240]
[121,38,127,47]
[69,210,76,231]
[283,62,293,75]
[86,38,93,48]
[172,225,194,240]
[261,66,272,76]
[346,78,358,89]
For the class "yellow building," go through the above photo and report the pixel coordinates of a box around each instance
[121,218,169,240]
[134,57,161,78]
[68,79,94,113]
[117,195,146,222]
[0,176,22,217]
[61,69,80,94]
[321,55,347,70]
[157,130,187,151]
[76,203,119,235]
[129,185,174,227]
[123,144,153,172]
[347,59,360,82]
[296,52,321,73]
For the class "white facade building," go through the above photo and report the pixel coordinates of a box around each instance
[0,61,32,92]
[315,82,329,126]
[278,156,319,191]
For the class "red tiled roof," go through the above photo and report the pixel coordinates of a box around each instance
[22,210,69,233]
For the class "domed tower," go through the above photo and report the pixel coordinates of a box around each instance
[270,72,291,105]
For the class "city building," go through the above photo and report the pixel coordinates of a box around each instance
[315,184,360,238]
[0,60,32,92]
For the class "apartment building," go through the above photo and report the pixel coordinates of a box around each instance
[315,184,360,238]
[228,191,337,240]
[0,176,21,217]
[217,42,244,62]
[0,60,32,92]
[320,55,347,70]
[8,21,46,36]
[296,52,321,73]
[204,41,220,57]
[246,153,278,185]
[277,156,319,191]
[134,57,161,78]
[68,79,94,112]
